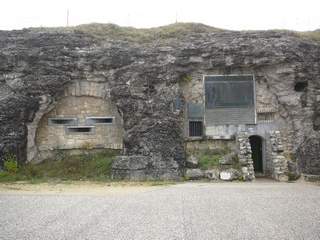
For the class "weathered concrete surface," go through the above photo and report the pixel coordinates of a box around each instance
[0,24,320,178]
[0,181,320,240]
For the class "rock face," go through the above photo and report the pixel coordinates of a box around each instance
[296,137,320,175]
[0,24,320,179]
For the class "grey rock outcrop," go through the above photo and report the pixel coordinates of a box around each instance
[112,155,181,180]
[0,24,320,179]
[185,168,205,180]
[296,137,320,175]
[287,160,301,180]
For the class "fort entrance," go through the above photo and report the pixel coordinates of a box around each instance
[249,135,263,174]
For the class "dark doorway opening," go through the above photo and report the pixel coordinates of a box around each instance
[249,135,263,174]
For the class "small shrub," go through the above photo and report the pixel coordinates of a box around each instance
[22,164,42,178]
[198,154,221,170]
[0,171,25,182]
[287,172,300,181]
[180,75,193,83]
[55,149,68,161]
[81,141,94,150]
[3,153,18,174]
[283,152,296,161]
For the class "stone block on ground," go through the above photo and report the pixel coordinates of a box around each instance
[112,155,182,180]
[185,168,204,180]
[204,169,219,180]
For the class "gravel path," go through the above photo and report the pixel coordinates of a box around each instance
[0,181,320,240]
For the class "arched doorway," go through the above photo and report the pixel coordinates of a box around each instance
[249,135,263,174]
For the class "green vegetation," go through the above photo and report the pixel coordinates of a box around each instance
[30,22,222,43]
[297,30,320,43]
[187,147,243,171]
[189,149,228,170]
[74,22,222,42]
[0,150,119,183]
[3,153,18,174]
[179,74,193,85]
[198,153,221,170]
[283,152,296,162]
[287,172,300,182]
[29,22,320,44]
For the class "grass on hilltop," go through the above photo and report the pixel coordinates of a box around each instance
[297,30,320,42]
[29,22,320,43]
[30,22,223,43]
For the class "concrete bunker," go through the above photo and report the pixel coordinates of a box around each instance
[27,82,124,163]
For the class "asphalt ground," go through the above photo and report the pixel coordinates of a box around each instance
[0,180,319,240]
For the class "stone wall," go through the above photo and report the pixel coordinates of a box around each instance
[270,131,289,181]
[296,136,320,175]
[236,132,255,180]
[185,139,235,152]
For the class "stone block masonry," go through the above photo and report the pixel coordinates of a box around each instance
[270,131,289,181]
[237,132,255,181]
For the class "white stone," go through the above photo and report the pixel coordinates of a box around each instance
[220,171,232,181]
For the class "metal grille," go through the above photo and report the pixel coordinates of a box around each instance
[257,112,275,123]
[204,75,255,125]
[189,121,203,137]
[205,75,254,109]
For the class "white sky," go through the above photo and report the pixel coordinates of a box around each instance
[0,0,319,31]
